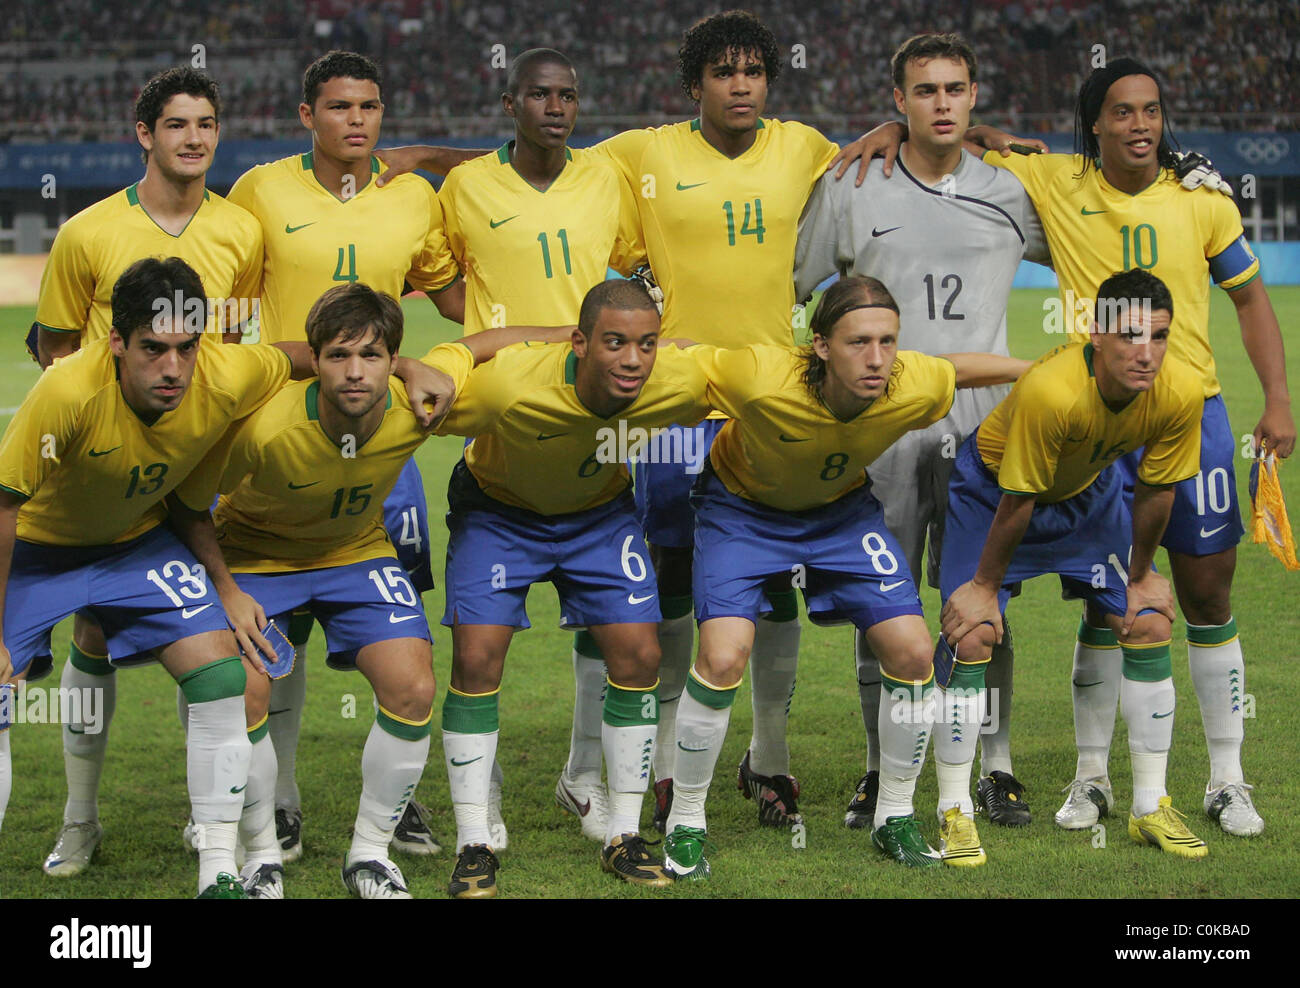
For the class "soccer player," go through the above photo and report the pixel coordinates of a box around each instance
[432,47,644,842]
[0,257,307,896]
[794,33,1050,832]
[978,60,1293,836]
[172,284,555,897]
[225,50,464,860]
[940,269,1209,860]
[434,280,714,898]
[659,276,1029,877]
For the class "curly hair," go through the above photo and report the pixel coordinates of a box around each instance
[678,9,780,102]
[134,67,221,164]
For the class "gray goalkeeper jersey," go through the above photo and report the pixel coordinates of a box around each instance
[794,148,1049,359]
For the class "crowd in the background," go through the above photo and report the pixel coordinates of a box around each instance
[2,0,1295,140]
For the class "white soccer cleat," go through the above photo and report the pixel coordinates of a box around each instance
[488,760,509,852]
[1055,778,1114,830]
[341,856,413,899]
[1204,782,1264,837]
[240,861,285,899]
[555,772,610,842]
[43,821,104,877]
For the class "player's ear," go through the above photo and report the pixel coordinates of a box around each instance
[309,348,320,377]
[812,333,830,361]
[502,92,515,119]
[298,102,313,131]
[969,81,978,109]
[570,328,588,357]
[893,87,905,116]
[109,328,127,358]
[135,121,154,156]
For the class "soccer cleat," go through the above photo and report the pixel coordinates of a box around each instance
[938,806,987,867]
[448,843,500,899]
[662,825,714,881]
[197,872,246,899]
[1204,782,1264,837]
[182,818,198,854]
[555,772,610,842]
[391,799,443,856]
[43,821,104,877]
[342,856,413,898]
[1129,796,1209,859]
[844,771,879,829]
[871,814,942,868]
[651,778,673,834]
[239,861,285,899]
[600,833,673,888]
[275,807,302,863]
[975,770,1032,827]
[737,750,803,828]
[1055,777,1113,830]
[488,761,508,852]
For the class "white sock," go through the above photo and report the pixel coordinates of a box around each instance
[933,685,983,820]
[61,659,117,824]
[980,631,1014,776]
[854,631,882,773]
[269,652,307,811]
[566,653,606,781]
[874,681,934,828]
[748,617,800,776]
[444,729,497,851]
[666,672,737,832]
[1071,622,1121,781]
[652,614,693,783]
[239,733,281,866]
[602,715,656,841]
[349,718,429,864]
[0,730,11,834]
[187,694,251,890]
[1122,675,1174,817]
[1187,621,1246,786]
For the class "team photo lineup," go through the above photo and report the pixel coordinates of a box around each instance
[2,1,1298,910]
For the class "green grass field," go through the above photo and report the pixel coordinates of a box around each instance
[2,287,1299,899]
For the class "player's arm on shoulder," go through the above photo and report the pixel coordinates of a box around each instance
[943,352,1033,389]
[1224,266,1294,458]
[695,344,760,419]
[373,145,488,185]
[794,171,846,302]
[0,367,84,499]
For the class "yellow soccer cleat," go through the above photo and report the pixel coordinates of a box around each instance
[938,805,987,867]
[1128,796,1209,859]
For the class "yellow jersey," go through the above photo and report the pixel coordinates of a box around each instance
[977,342,1202,503]
[436,341,712,514]
[438,144,644,334]
[0,339,291,545]
[987,152,1259,397]
[227,153,459,344]
[703,346,956,512]
[209,343,475,572]
[592,119,838,347]
[35,183,263,344]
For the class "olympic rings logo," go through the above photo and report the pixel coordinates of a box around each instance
[1234,136,1289,164]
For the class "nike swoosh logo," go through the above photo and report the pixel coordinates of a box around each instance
[489,215,520,228]
[779,434,809,443]
[284,222,315,233]
[88,446,121,457]
[627,592,656,605]
[388,612,421,624]
[1072,681,1104,688]
[676,181,707,191]
[230,784,247,793]
[1080,207,1107,216]
[1200,524,1229,538]
[879,580,908,591]
[677,741,710,752]
[182,603,214,619]
[871,226,901,237]
[450,756,483,767]
[559,782,591,816]
[287,481,320,489]
[537,432,567,441]
[1152,710,1174,719]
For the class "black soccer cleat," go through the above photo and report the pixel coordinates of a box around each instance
[448,843,500,899]
[976,770,1032,827]
[844,771,879,829]
[651,778,673,834]
[737,751,803,828]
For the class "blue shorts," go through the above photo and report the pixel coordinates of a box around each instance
[2,526,230,676]
[940,432,1132,617]
[634,419,723,548]
[1115,394,1244,556]
[384,457,434,592]
[234,556,430,670]
[442,459,661,629]
[690,465,924,629]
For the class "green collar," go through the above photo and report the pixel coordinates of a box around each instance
[125,182,209,238]
[564,350,578,384]
[690,117,765,131]
[1083,342,1095,377]
[301,152,379,200]
[497,141,573,192]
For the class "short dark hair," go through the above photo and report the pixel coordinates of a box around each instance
[1093,268,1174,332]
[1073,57,1180,176]
[112,256,207,343]
[577,279,659,339]
[891,33,977,89]
[304,283,403,355]
[803,276,899,399]
[506,48,576,98]
[303,50,382,107]
[134,67,221,164]
[678,9,780,102]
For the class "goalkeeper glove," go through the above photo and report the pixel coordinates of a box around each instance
[1174,151,1232,196]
